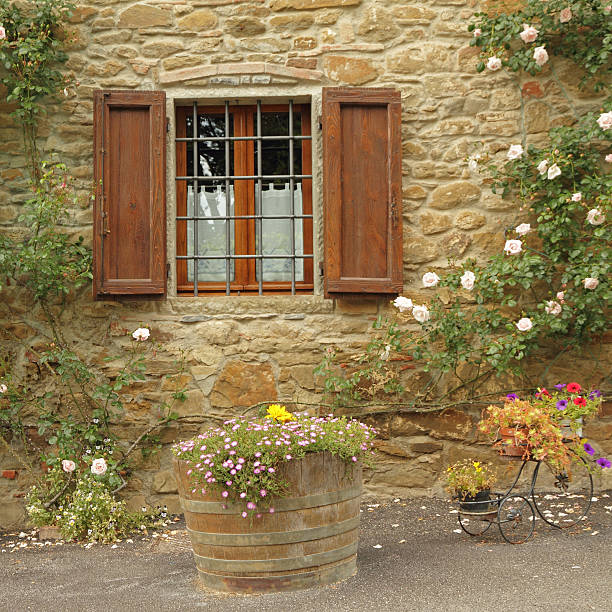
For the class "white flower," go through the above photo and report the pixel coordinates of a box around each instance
[0,383,7,394]
[571,192,582,202]
[533,46,549,66]
[460,271,475,291]
[422,272,440,288]
[132,327,150,342]
[583,277,599,290]
[559,7,572,23]
[487,56,502,71]
[0,26,5,40]
[473,28,482,37]
[604,6,612,15]
[556,291,565,303]
[380,345,391,361]
[547,163,561,180]
[62,460,76,473]
[545,301,562,316]
[393,296,413,313]
[520,24,539,44]
[467,154,481,172]
[605,153,612,163]
[412,304,431,323]
[537,159,549,175]
[586,208,605,225]
[504,239,523,255]
[515,317,533,332]
[91,458,107,476]
[507,144,524,160]
[597,112,612,131]
[515,223,531,236]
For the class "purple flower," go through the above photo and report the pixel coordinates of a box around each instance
[583,443,595,456]
[506,393,518,401]
[556,400,568,411]
[596,457,611,469]
[589,390,602,399]
[554,383,566,390]
[247,501,256,510]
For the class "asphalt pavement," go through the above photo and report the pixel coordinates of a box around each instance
[1,494,611,612]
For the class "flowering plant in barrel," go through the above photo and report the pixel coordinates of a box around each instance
[533,382,602,431]
[173,405,376,518]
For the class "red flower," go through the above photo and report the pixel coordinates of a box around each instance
[566,382,581,393]
[573,396,587,407]
[536,388,551,398]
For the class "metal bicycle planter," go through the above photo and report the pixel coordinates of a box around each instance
[457,452,593,544]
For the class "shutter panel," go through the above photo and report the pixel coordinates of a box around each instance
[322,87,403,297]
[93,90,166,297]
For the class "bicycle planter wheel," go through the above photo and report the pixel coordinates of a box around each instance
[531,454,593,528]
[457,492,498,536]
[497,495,535,544]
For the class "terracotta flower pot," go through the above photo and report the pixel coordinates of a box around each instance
[498,426,529,458]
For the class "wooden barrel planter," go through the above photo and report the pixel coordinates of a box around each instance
[174,451,362,593]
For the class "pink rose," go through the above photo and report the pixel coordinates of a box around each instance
[412,305,430,323]
[504,239,523,255]
[0,26,6,40]
[487,56,502,71]
[515,318,533,332]
[586,208,605,225]
[90,457,107,475]
[604,6,612,14]
[473,28,482,37]
[515,223,531,236]
[583,278,599,290]
[559,7,572,22]
[520,24,539,44]
[460,270,475,291]
[556,291,565,303]
[571,192,582,202]
[132,327,150,341]
[544,301,562,316]
[533,46,549,66]
[547,163,561,180]
[422,272,440,288]
[605,153,612,163]
[507,144,524,160]
[597,112,612,131]
[62,459,76,473]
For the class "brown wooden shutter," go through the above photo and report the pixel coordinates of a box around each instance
[322,87,403,297]
[93,90,166,297]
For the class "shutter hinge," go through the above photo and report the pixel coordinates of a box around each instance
[166,117,170,133]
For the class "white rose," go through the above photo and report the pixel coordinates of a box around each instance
[537,159,549,175]
[507,144,524,160]
[597,112,612,131]
[586,208,605,225]
[604,6,612,15]
[559,7,572,23]
[132,327,150,342]
[520,24,539,44]
[0,27,5,40]
[62,460,76,473]
[487,56,502,71]
[504,239,523,255]
[91,458,108,475]
[571,192,582,202]
[422,272,440,288]
[473,28,482,37]
[0,383,7,394]
[380,345,391,361]
[547,163,561,180]
[605,154,612,163]
[533,46,549,66]
[412,305,431,323]
[515,223,531,236]
[460,270,475,291]
[583,277,599,290]
[393,296,413,313]
[467,154,481,172]
[544,301,562,316]
[515,317,533,332]
[556,291,565,303]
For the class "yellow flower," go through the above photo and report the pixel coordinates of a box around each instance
[265,404,294,423]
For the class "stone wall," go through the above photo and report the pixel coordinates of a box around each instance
[1,0,610,528]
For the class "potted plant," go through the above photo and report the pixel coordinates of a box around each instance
[172,405,376,593]
[533,383,602,438]
[446,459,497,513]
[478,397,575,470]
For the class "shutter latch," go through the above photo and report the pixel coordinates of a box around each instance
[102,211,110,236]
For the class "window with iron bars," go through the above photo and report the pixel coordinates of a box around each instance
[175,100,313,295]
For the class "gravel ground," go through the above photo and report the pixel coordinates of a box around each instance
[1,493,611,612]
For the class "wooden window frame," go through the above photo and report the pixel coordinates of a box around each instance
[175,103,313,295]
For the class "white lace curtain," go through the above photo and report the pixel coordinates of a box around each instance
[186,184,303,282]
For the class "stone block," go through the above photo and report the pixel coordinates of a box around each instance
[429,181,481,210]
[210,361,277,408]
[271,0,361,8]
[239,38,291,53]
[455,211,486,230]
[270,14,314,31]
[0,500,25,530]
[403,237,438,263]
[357,6,400,42]
[444,231,472,257]
[152,470,178,494]
[118,4,172,28]
[420,212,452,235]
[224,16,266,37]
[387,49,425,74]
[178,9,218,30]
[323,55,379,85]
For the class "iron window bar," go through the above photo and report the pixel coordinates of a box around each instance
[177,99,312,296]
